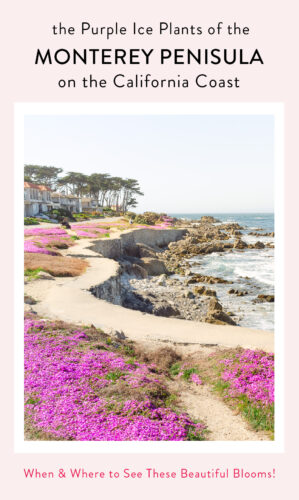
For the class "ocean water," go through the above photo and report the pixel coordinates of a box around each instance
[170,213,274,331]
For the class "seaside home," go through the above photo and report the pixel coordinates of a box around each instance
[81,197,102,212]
[51,192,82,213]
[24,182,53,217]
[67,194,82,213]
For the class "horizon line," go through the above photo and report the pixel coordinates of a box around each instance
[140,211,274,215]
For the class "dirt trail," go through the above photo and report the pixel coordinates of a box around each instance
[172,380,267,441]
[136,340,270,441]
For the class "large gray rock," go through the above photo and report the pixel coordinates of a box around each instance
[254,241,265,249]
[152,303,180,317]
[38,271,55,280]
[130,264,148,279]
[137,243,157,258]
[107,328,127,340]
[138,258,168,276]
[208,297,223,312]
[233,239,248,249]
[205,310,237,326]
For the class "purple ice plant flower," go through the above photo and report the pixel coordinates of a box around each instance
[24,318,205,441]
[190,373,202,385]
[24,240,57,255]
[220,350,274,406]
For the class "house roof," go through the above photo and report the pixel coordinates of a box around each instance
[24,182,51,191]
[50,192,79,200]
[24,181,38,189]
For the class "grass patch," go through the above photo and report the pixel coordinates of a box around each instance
[186,426,207,441]
[164,393,178,408]
[182,367,199,381]
[169,362,181,377]
[239,397,274,432]
[105,370,125,382]
[24,267,43,279]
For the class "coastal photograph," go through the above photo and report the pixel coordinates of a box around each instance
[22,111,275,444]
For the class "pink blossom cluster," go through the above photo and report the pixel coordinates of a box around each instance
[133,223,171,230]
[24,227,74,255]
[176,368,203,385]
[74,230,101,237]
[93,222,127,226]
[220,349,274,406]
[24,227,68,236]
[24,317,205,441]
[71,224,110,238]
[24,240,57,255]
[190,373,203,385]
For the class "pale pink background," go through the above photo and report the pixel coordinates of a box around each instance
[1,0,298,497]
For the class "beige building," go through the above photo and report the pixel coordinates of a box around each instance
[51,192,82,213]
[80,197,102,212]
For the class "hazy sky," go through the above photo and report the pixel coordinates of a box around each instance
[24,114,274,213]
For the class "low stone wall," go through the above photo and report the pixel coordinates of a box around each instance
[90,237,122,259]
[89,228,187,259]
[122,228,187,249]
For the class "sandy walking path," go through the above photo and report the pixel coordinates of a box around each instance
[25,236,274,352]
[24,230,274,441]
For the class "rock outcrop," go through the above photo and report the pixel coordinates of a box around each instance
[200,216,220,223]
[138,258,168,276]
[204,297,237,326]
[255,294,275,303]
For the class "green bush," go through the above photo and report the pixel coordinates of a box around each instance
[134,212,166,226]
[73,213,90,220]
[24,217,40,225]
[49,208,75,220]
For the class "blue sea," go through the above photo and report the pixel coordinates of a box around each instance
[170,213,274,331]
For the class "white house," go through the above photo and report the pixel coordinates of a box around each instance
[51,192,82,213]
[24,182,105,218]
[24,182,53,217]
[80,197,102,212]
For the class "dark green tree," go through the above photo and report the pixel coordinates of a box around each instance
[24,165,63,189]
[57,172,89,197]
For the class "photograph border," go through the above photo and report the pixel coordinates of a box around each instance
[14,102,284,454]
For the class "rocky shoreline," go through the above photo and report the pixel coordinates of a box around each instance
[90,216,274,329]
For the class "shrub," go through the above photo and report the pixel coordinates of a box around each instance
[49,208,75,221]
[134,212,166,226]
[24,217,40,225]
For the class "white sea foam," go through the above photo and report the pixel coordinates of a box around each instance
[191,246,274,330]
